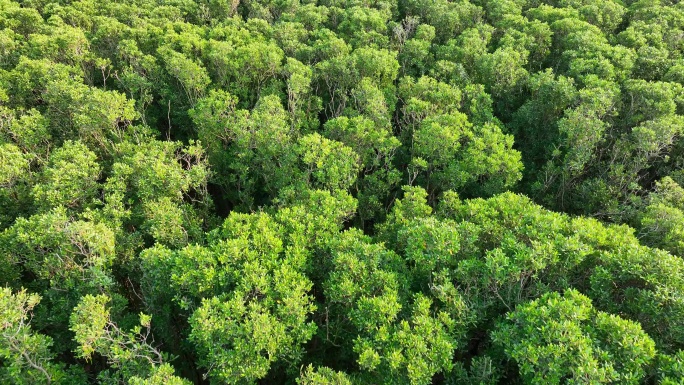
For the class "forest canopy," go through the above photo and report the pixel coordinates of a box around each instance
[1,0,684,383]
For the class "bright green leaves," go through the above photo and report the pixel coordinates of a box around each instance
[103,138,210,249]
[502,7,684,217]
[273,188,358,259]
[4,207,115,291]
[297,365,352,385]
[218,93,294,197]
[435,26,492,81]
[4,0,684,383]
[189,272,316,384]
[377,185,433,248]
[284,57,322,132]
[297,133,360,191]
[230,40,284,99]
[0,141,31,226]
[583,245,684,352]
[158,46,210,107]
[70,294,182,382]
[396,76,522,198]
[402,0,482,42]
[353,47,399,90]
[0,288,67,385]
[414,112,469,173]
[603,115,684,216]
[398,23,435,76]
[324,116,398,172]
[325,230,407,315]
[0,142,29,188]
[459,122,522,195]
[189,89,244,191]
[353,294,456,385]
[658,350,684,384]
[42,79,136,150]
[209,212,287,281]
[324,229,460,385]
[432,191,593,321]
[323,115,401,223]
[622,79,683,126]
[477,46,529,100]
[618,3,683,81]
[492,289,656,384]
[399,217,460,279]
[143,212,282,302]
[336,6,391,49]
[31,140,100,213]
[397,296,457,384]
[204,35,284,107]
[142,197,196,249]
[398,76,462,129]
[70,294,110,361]
[0,133,211,343]
[192,91,294,206]
[411,112,521,197]
[1,109,51,156]
[128,364,191,385]
[1,210,116,348]
[553,19,635,84]
[192,91,362,209]
[560,0,626,34]
[26,21,89,67]
[142,210,319,384]
[314,46,398,119]
[322,211,472,383]
[552,78,616,192]
[108,139,209,204]
[510,69,578,172]
[639,177,684,255]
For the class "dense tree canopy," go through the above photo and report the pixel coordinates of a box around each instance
[1,0,684,383]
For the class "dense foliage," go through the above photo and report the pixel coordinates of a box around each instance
[1,0,684,383]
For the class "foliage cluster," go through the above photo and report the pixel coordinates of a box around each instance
[1,0,684,383]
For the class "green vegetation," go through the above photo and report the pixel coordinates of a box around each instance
[1,0,684,383]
